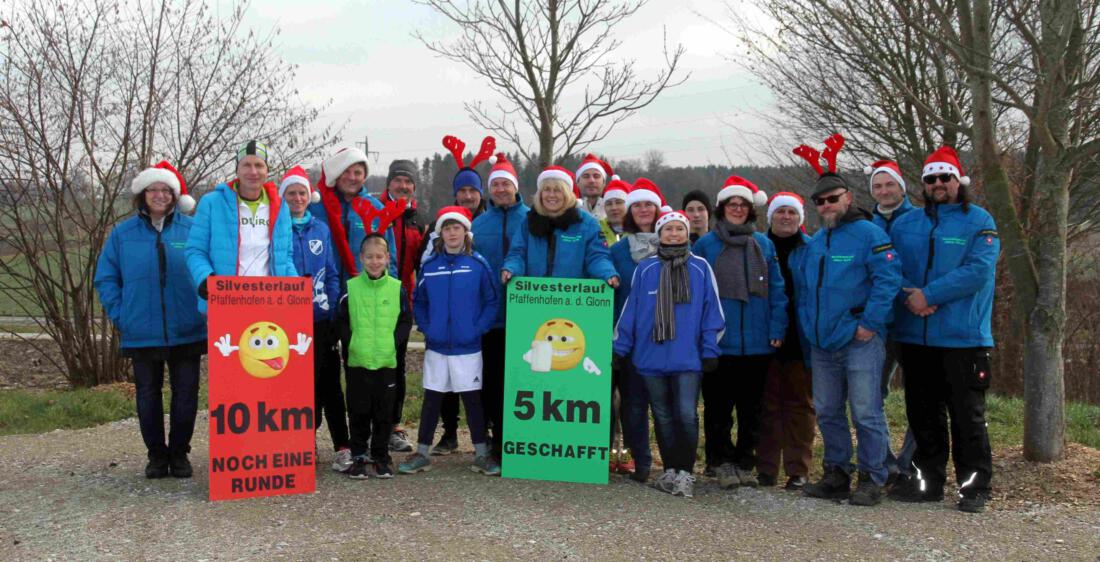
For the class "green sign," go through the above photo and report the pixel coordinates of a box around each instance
[502,277,613,484]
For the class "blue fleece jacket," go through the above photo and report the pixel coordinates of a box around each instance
[872,197,916,235]
[501,207,618,281]
[414,251,499,356]
[470,193,530,329]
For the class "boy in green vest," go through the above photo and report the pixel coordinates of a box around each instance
[337,233,411,479]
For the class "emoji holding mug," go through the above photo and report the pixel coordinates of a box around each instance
[523,318,602,375]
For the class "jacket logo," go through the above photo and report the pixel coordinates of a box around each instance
[560,234,582,243]
[830,255,854,263]
[309,239,324,255]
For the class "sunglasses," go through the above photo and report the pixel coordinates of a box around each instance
[922,173,955,185]
[812,193,845,206]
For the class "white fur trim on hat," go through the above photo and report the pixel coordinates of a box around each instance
[130,168,180,196]
[922,162,970,186]
[717,185,768,207]
[322,147,369,183]
[537,168,573,190]
[603,188,628,202]
[656,211,690,232]
[767,195,805,225]
[866,167,906,193]
[576,161,607,179]
[626,188,661,208]
[278,174,320,203]
[434,211,472,234]
[487,169,518,189]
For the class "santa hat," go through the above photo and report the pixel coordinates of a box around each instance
[602,179,631,203]
[537,166,578,198]
[278,165,320,203]
[131,160,195,213]
[626,178,671,212]
[717,175,768,207]
[434,205,473,234]
[766,191,805,225]
[322,147,369,183]
[487,152,518,188]
[575,153,619,181]
[655,210,690,232]
[864,159,906,193]
[922,145,971,186]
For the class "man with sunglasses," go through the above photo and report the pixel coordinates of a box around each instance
[791,164,902,506]
[886,146,1000,513]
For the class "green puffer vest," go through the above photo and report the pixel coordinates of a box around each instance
[346,274,402,369]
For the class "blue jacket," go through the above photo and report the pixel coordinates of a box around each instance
[791,210,903,352]
[95,213,206,349]
[307,189,397,286]
[290,213,342,322]
[872,197,916,235]
[414,251,500,356]
[470,194,530,329]
[501,207,618,281]
[889,203,1000,348]
[185,181,297,313]
[613,255,726,376]
[609,237,645,323]
[693,231,788,356]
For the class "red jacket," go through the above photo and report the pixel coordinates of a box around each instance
[382,191,425,306]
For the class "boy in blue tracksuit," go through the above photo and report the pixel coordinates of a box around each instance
[399,207,501,477]
[887,146,1000,513]
[613,211,726,499]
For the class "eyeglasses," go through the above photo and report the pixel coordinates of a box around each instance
[725,202,750,210]
[812,193,844,206]
[922,173,954,185]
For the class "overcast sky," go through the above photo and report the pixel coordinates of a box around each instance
[237,0,774,167]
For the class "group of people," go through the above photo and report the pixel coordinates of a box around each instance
[94,132,999,514]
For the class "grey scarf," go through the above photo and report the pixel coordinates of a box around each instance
[653,243,692,343]
[627,232,659,263]
[713,220,767,302]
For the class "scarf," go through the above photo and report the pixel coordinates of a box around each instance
[527,206,581,238]
[712,220,767,302]
[653,243,692,343]
[627,232,659,263]
[291,210,312,231]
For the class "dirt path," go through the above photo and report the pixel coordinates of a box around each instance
[1,416,1098,561]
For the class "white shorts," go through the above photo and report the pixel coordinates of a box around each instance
[422,350,483,393]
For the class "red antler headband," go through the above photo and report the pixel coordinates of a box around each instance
[352,197,407,236]
[793,133,846,176]
[442,135,496,169]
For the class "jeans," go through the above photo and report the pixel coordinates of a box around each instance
[619,361,652,470]
[133,355,201,458]
[642,372,701,473]
[811,335,889,485]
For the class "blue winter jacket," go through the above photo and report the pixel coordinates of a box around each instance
[889,203,1000,348]
[872,197,916,235]
[501,207,618,281]
[290,213,342,322]
[790,210,903,352]
[307,190,397,286]
[609,237,646,323]
[613,254,726,376]
[95,213,206,349]
[693,231,788,356]
[470,194,530,329]
[414,251,500,356]
[185,181,297,313]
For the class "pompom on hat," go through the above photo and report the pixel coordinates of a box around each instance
[131,160,195,213]
[922,145,970,186]
[487,152,518,189]
[716,175,768,207]
[278,165,320,204]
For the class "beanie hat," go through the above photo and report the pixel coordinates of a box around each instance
[576,153,619,181]
[655,210,690,233]
[681,189,713,215]
[487,152,518,189]
[864,159,906,193]
[434,205,473,234]
[387,159,419,186]
[716,175,768,207]
[922,145,971,186]
[626,177,668,211]
[442,134,495,196]
[766,191,805,225]
[453,169,483,195]
[131,160,195,213]
[602,179,631,203]
[323,147,370,183]
[278,165,320,203]
[236,140,270,164]
[793,133,850,197]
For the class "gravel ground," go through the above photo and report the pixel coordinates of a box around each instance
[1,416,1098,561]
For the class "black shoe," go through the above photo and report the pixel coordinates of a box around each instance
[347,457,370,480]
[168,453,193,478]
[958,493,988,513]
[372,461,394,479]
[629,465,651,483]
[849,472,884,506]
[703,464,719,478]
[888,472,912,490]
[803,467,851,500]
[784,475,808,491]
[145,453,169,479]
[888,475,944,502]
[431,434,459,456]
[757,473,777,487]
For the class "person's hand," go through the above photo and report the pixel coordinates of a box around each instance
[903,287,928,313]
[703,357,719,373]
[501,270,513,284]
[770,339,783,348]
[855,326,875,342]
[608,276,620,288]
[198,276,210,299]
[918,305,939,317]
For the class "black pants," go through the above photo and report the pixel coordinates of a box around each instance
[897,344,993,496]
[703,354,771,469]
[314,323,349,451]
[417,389,487,447]
[391,322,412,426]
[441,393,461,437]
[480,329,507,458]
[346,367,397,464]
[133,355,201,458]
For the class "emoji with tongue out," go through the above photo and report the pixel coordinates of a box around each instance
[214,322,312,379]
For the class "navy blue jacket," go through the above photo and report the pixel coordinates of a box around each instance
[290,213,341,322]
[414,251,499,356]
[470,194,530,329]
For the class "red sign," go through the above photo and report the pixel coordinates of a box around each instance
[207,276,316,501]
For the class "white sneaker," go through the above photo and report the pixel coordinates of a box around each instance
[388,430,414,452]
[675,470,696,498]
[655,469,678,495]
[331,448,353,473]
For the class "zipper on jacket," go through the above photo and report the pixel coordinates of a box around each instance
[922,217,939,346]
[155,225,169,345]
[815,230,831,345]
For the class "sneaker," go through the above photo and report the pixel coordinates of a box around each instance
[347,457,370,479]
[389,430,414,453]
[655,469,679,495]
[888,475,944,502]
[804,466,852,500]
[398,453,432,474]
[757,473,777,487]
[784,475,808,491]
[957,493,988,513]
[674,470,696,498]
[471,455,502,476]
[629,464,651,483]
[736,466,759,487]
[431,434,459,456]
[168,452,193,478]
[372,461,394,479]
[331,448,354,473]
[145,453,169,479]
[849,472,884,506]
[717,463,740,489]
[618,457,636,475]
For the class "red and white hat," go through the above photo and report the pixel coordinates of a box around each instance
[487,153,518,188]
[537,165,580,198]
[864,159,906,193]
[717,175,768,207]
[575,153,619,181]
[131,160,195,213]
[278,165,320,203]
[321,147,369,185]
[602,179,631,203]
[655,210,690,232]
[922,145,970,186]
[766,191,805,225]
[626,178,672,212]
[434,205,473,234]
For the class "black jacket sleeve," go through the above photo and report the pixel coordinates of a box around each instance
[337,293,351,364]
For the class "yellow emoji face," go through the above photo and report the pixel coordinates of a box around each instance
[238,322,290,379]
[533,318,586,371]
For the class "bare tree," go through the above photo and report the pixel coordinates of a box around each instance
[415,0,686,166]
[0,0,341,387]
